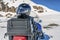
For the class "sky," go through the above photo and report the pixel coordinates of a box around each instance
[31,0,60,12]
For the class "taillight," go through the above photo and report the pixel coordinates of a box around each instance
[13,35,27,40]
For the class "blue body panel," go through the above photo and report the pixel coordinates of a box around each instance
[35,22,42,31]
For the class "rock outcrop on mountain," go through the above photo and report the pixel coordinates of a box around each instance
[0,14,3,17]
[8,6,16,13]
[5,13,13,18]
[33,6,44,13]
[0,2,16,13]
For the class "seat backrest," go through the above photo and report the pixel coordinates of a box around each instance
[7,18,33,36]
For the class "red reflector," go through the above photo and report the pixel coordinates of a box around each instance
[13,36,27,40]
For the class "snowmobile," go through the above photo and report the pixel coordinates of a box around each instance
[5,3,44,40]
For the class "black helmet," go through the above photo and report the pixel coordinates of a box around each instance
[16,3,31,15]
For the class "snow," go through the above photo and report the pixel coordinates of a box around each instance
[42,26,60,40]
[0,0,60,40]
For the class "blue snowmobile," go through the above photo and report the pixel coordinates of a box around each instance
[5,3,44,40]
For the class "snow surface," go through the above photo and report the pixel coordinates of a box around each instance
[0,0,60,40]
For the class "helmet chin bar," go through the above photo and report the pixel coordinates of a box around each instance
[17,13,28,19]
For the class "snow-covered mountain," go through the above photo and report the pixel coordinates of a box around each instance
[0,0,60,25]
[0,0,60,21]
